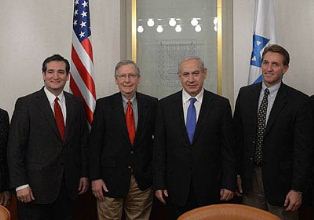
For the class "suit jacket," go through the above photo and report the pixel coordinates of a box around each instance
[7,88,88,204]
[234,83,313,206]
[153,90,236,207]
[0,108,9,192]
[309,95,314,205]
[89,92,158,198]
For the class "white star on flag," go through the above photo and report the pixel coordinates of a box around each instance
[80,21,86,28]
[81,11,87,17]
[82,1,88,7]
[79,31,85,38]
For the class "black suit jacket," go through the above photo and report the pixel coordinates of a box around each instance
[89,92,157,198]
[309,95,314,205]
[153,90,236,207]
[234,83,313,206]
[0,108,9,192]
[7,88,88,204]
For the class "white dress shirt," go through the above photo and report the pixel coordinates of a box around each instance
[258,82,281,124]
[182,88,204,124]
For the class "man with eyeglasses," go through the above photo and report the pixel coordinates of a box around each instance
[153,56,236,219]
[89,60,158,220]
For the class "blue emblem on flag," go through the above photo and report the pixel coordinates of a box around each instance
[250,34,270,67]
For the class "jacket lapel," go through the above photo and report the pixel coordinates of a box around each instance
[113,93,131,145]
[192,90,214,144]
[64,93,74,144]
[250,83,262,131]
[134,93,147,145]
[265,83,288,135]
[36,88,61,140]
[172,91,190,145]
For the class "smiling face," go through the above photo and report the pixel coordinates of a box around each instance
[178,58,207,96]
[42,61,69,96]
[115,64,140,100]
[261,51,289,87]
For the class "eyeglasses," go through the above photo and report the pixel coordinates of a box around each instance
[116,73,139,80]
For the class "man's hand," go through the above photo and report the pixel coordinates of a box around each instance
[92,179,108,201]
[17,186,35,203]
[236,175,243,196]
[0,191,11,206]
[220,188,234,201]
[284,190,302,212]
[155,189,168,204]
[78,177,89,194]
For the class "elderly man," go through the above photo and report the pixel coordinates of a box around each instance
[89,60,158,220]
[154,56,236,219]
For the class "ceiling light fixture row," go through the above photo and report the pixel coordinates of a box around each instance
[137,17,218,33]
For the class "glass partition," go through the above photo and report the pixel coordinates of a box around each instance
[133,0,220,99]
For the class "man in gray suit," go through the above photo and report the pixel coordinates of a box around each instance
[7,54,89,220]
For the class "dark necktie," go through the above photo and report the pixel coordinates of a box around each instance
[54,97,65,141]
[126,100,135,145]
[186,97,197,144]
[255,88,270,165]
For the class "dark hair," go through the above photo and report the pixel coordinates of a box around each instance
[42,54,70,73]
[114,60,140,78]
[262,44,290,66]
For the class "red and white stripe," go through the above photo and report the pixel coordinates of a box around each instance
[70,30,96,125]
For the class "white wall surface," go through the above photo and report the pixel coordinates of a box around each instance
[0,0,121,117]
[2,0,314,116]
[233,0,314,103]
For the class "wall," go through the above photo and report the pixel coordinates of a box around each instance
[2,0,314,115]
[0,0,121,117]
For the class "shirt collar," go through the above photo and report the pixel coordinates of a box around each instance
[182,88,204,104]
[121,93,136,103]
[262,81,281,96]
[44,87,65,105]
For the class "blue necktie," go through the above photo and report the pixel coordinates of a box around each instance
[186,97,197,144]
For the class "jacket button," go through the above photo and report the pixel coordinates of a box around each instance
[249,157,253,161]
[130,150,134,154]
[128,165,132,169]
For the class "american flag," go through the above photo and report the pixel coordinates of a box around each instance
[70,0,96,125]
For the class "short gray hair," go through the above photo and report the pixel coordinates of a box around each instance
[178,56,205,73]
[114,60,140,77]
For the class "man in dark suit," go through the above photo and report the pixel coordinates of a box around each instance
[309,95,314,207]
[153,56,236,219]
[0,108,10,206]
[7,54,89,220]
[234,44,313,220]
[89,60,157,220]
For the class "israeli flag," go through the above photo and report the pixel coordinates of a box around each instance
[248,0,276,84]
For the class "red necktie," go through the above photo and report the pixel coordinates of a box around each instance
[54,97,65,141]
[126,100,135,145]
